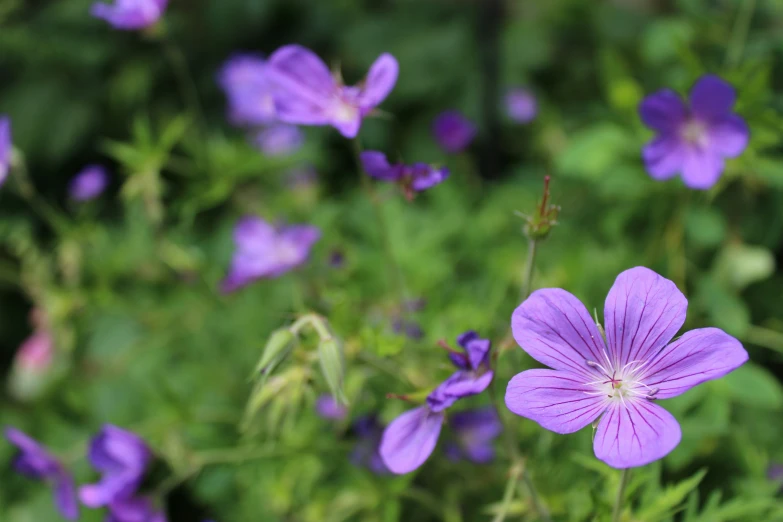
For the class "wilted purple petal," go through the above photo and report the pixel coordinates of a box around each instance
[642,136,685,180]
[433,111,476,154]
[707,114,749,158]
[689,75,736,120]
[69,165,109,201]
[505,88,537,124]
[428,370,494,412]
[357,53,399,110]
[638,90,686,133]
[0,116,11,187]
[680,148,724,190]
[91,0,167,30]
[360,151,402,181]
[379,406,444,474]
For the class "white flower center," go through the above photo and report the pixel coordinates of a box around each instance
[583,358,657,404]
[331,100,359,124]
[680,119,709,148]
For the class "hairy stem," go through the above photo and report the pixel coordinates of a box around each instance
[612,468,631,522]
[520,237,538,300]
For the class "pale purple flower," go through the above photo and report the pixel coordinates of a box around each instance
[444,407,502,463]
[379,331,493,474]
[0,116,11,187]
[640,75,749,190]
[316,394,347,421]
[218,55,277,126]
[221,217,320,292]
[360,151,449,199]
[505,266,748,469]
[351,415,388,474]
[107,496,167,522]
[79,425,152,508]
[91,0,167,30]
[69,165,109,201]
[505,88,537,124]
[253,124,303,156]
[432,111,476,154]
[769,463,783,483]
[266,45,398,138]
[5,427,79,520]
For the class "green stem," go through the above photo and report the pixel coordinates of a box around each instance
[520,237,538,300]
[725,0,757,69]
[612,468,631,522]
[492,463,521,522]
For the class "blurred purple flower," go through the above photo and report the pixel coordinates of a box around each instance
[91,0,167,30]
[5,427,79,520]
[444,407,502,463]
[505,88,537,124]
[222,217,320,292]
[328,250,345,268]
[106,496,167,522]
[14,331,53,373]
[640,74,749,190]
[266,45,398,138]
[351,415,388,474]
[432,111,476,154]
[379,331,493,474]
[79,425,152,508]
[360,151,449,199]
[69,165,109,201]
[316,394,347,421]
[218,55,277,127]
[506,266,748,469]
[391,318,424,340]
[253,124,303,156]
[0,116,10,187]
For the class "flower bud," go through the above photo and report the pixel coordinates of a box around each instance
[254,328,296,375]
[7,331,54,402]
[317,337,347,405]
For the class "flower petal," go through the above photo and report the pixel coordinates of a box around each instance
[360,151,402,181]
[681,148,724,190]
[267,45,335,125]
[638,90,686,133]
[593,400,681,468]
[708,114,749,158]
[54,471,79,520]
[511,289,608,379]
[233,217,275,247]
[358,53,399,110]
[639,327,747,399]
[642,135,685,180]
[456,330,491,370]
[379,406,444,474]
[505,369,606,434]
[410,164,449,191]
[690,75,736,120]
[604,267,686,369]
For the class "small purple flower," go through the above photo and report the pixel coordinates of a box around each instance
[91,0,167,30]
[391,318,424,340]
[266,45,398,138]
[5,427,79,520]
[253,124,303,156]
[221,217,320,292]
[360,151,449,199]
[432,111,476,154]
[640,74,749,190]
[379,331,493,474]
[505,266,748,469]
[218,55,277,127]
[444,407,502,463]
[0,116,11,187]
[79,425,152,508]
[505,88,537,124]
[69,165,109,201]
[107,496,167,522]
[351,415,388,474]
[769,464,783,482]
[316,394,347,421]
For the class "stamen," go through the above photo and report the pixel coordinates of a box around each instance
[585,359,611,377]
[644,387,659,400]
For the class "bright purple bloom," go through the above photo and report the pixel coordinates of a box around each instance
[266,45,398,138]
[505,266,748,469]
[222,217,320,292]
[351,415,388,474]
[5,427,79,520]
[106,496,167,522]
[640,75,749,190]
[432,111,476,154]
[218,55,277,127]
[91,0,167,30]
[316,394,347,421]
[445,407,502,463]
[505,88,537,124]
[69,165,109,201]
[379,331,493,474]
[0,116,10,187]
[253,124,303,156]
[360,151,449,198]
[79,425,152,508]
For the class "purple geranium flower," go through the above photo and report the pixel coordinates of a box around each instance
[217,55,277,127]
[91,0,167,30]
[221,217,320,292]
[253,124,303,156]
[640,75,749,190]
[0,116,11,187]
[379,331,493,474]
[69,165,109,201]
[505,88,537,124]
[316,394,348,421]
[79,425,152,508]
[5,427,79,520]
[432,111,476,154]
[505,266,748,469]
[107,496,167,522]
[351,415,388,474]
[444,407,502,464]
[266,45,398,138]
[360,151,449,199]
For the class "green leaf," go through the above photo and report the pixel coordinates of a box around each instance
[721,363,783,410]
[636,469,707,521]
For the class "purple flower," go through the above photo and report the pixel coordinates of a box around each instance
[0,116,11,187]
[505,88,537,124]
[266,45,398,138]
[505,266,748,469]
[91,0,167,30]
[351,415,388,474]
[432,111,476,154]
[222,217,320,292]
[69,165,109,201]
[444,407,502,463]
[316,394,347,421]
[5,427,79,520]
[360,151,449,199]
[106,496,167,522]
[79,425,152,508]
[640,75,749,190]
[769,463,783,483]
[391,318,424,340]
[218,55,277,127]
[253,124,303,156]
[379,331,493,474]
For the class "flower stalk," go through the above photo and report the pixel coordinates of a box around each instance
[612,468,631,522]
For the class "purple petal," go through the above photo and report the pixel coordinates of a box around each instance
[432,111,476,154]
[217,54,276,126]
[639,327,747,399]
[681,148,725,190]
[54,471,79,520]
[450,406,502,462]
[5,427,59,477]
[0,116,11,186]
[410,164,449,191]
[593,400,681,468]
[69,165,109,201]
[233,217,276,246]
[360,151,402,181]
[505,88,538,124]
[505,369,606,434]
[707,114,749,158]
[639,90,686,133]
[456,330,491,370]
[689,75,736,120]
[254,124,303,157]
[427,370,494,412]
[511,289,609,379]
[90,0,166,30]
[315,394,347,420]
[331,114,362,139]
[357,53,399,111]
[267,45,335,126]
[379,406,444,474]
[604,267,686,369]
[642,135,686,180]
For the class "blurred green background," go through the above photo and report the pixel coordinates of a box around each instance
[3,0,783,520]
